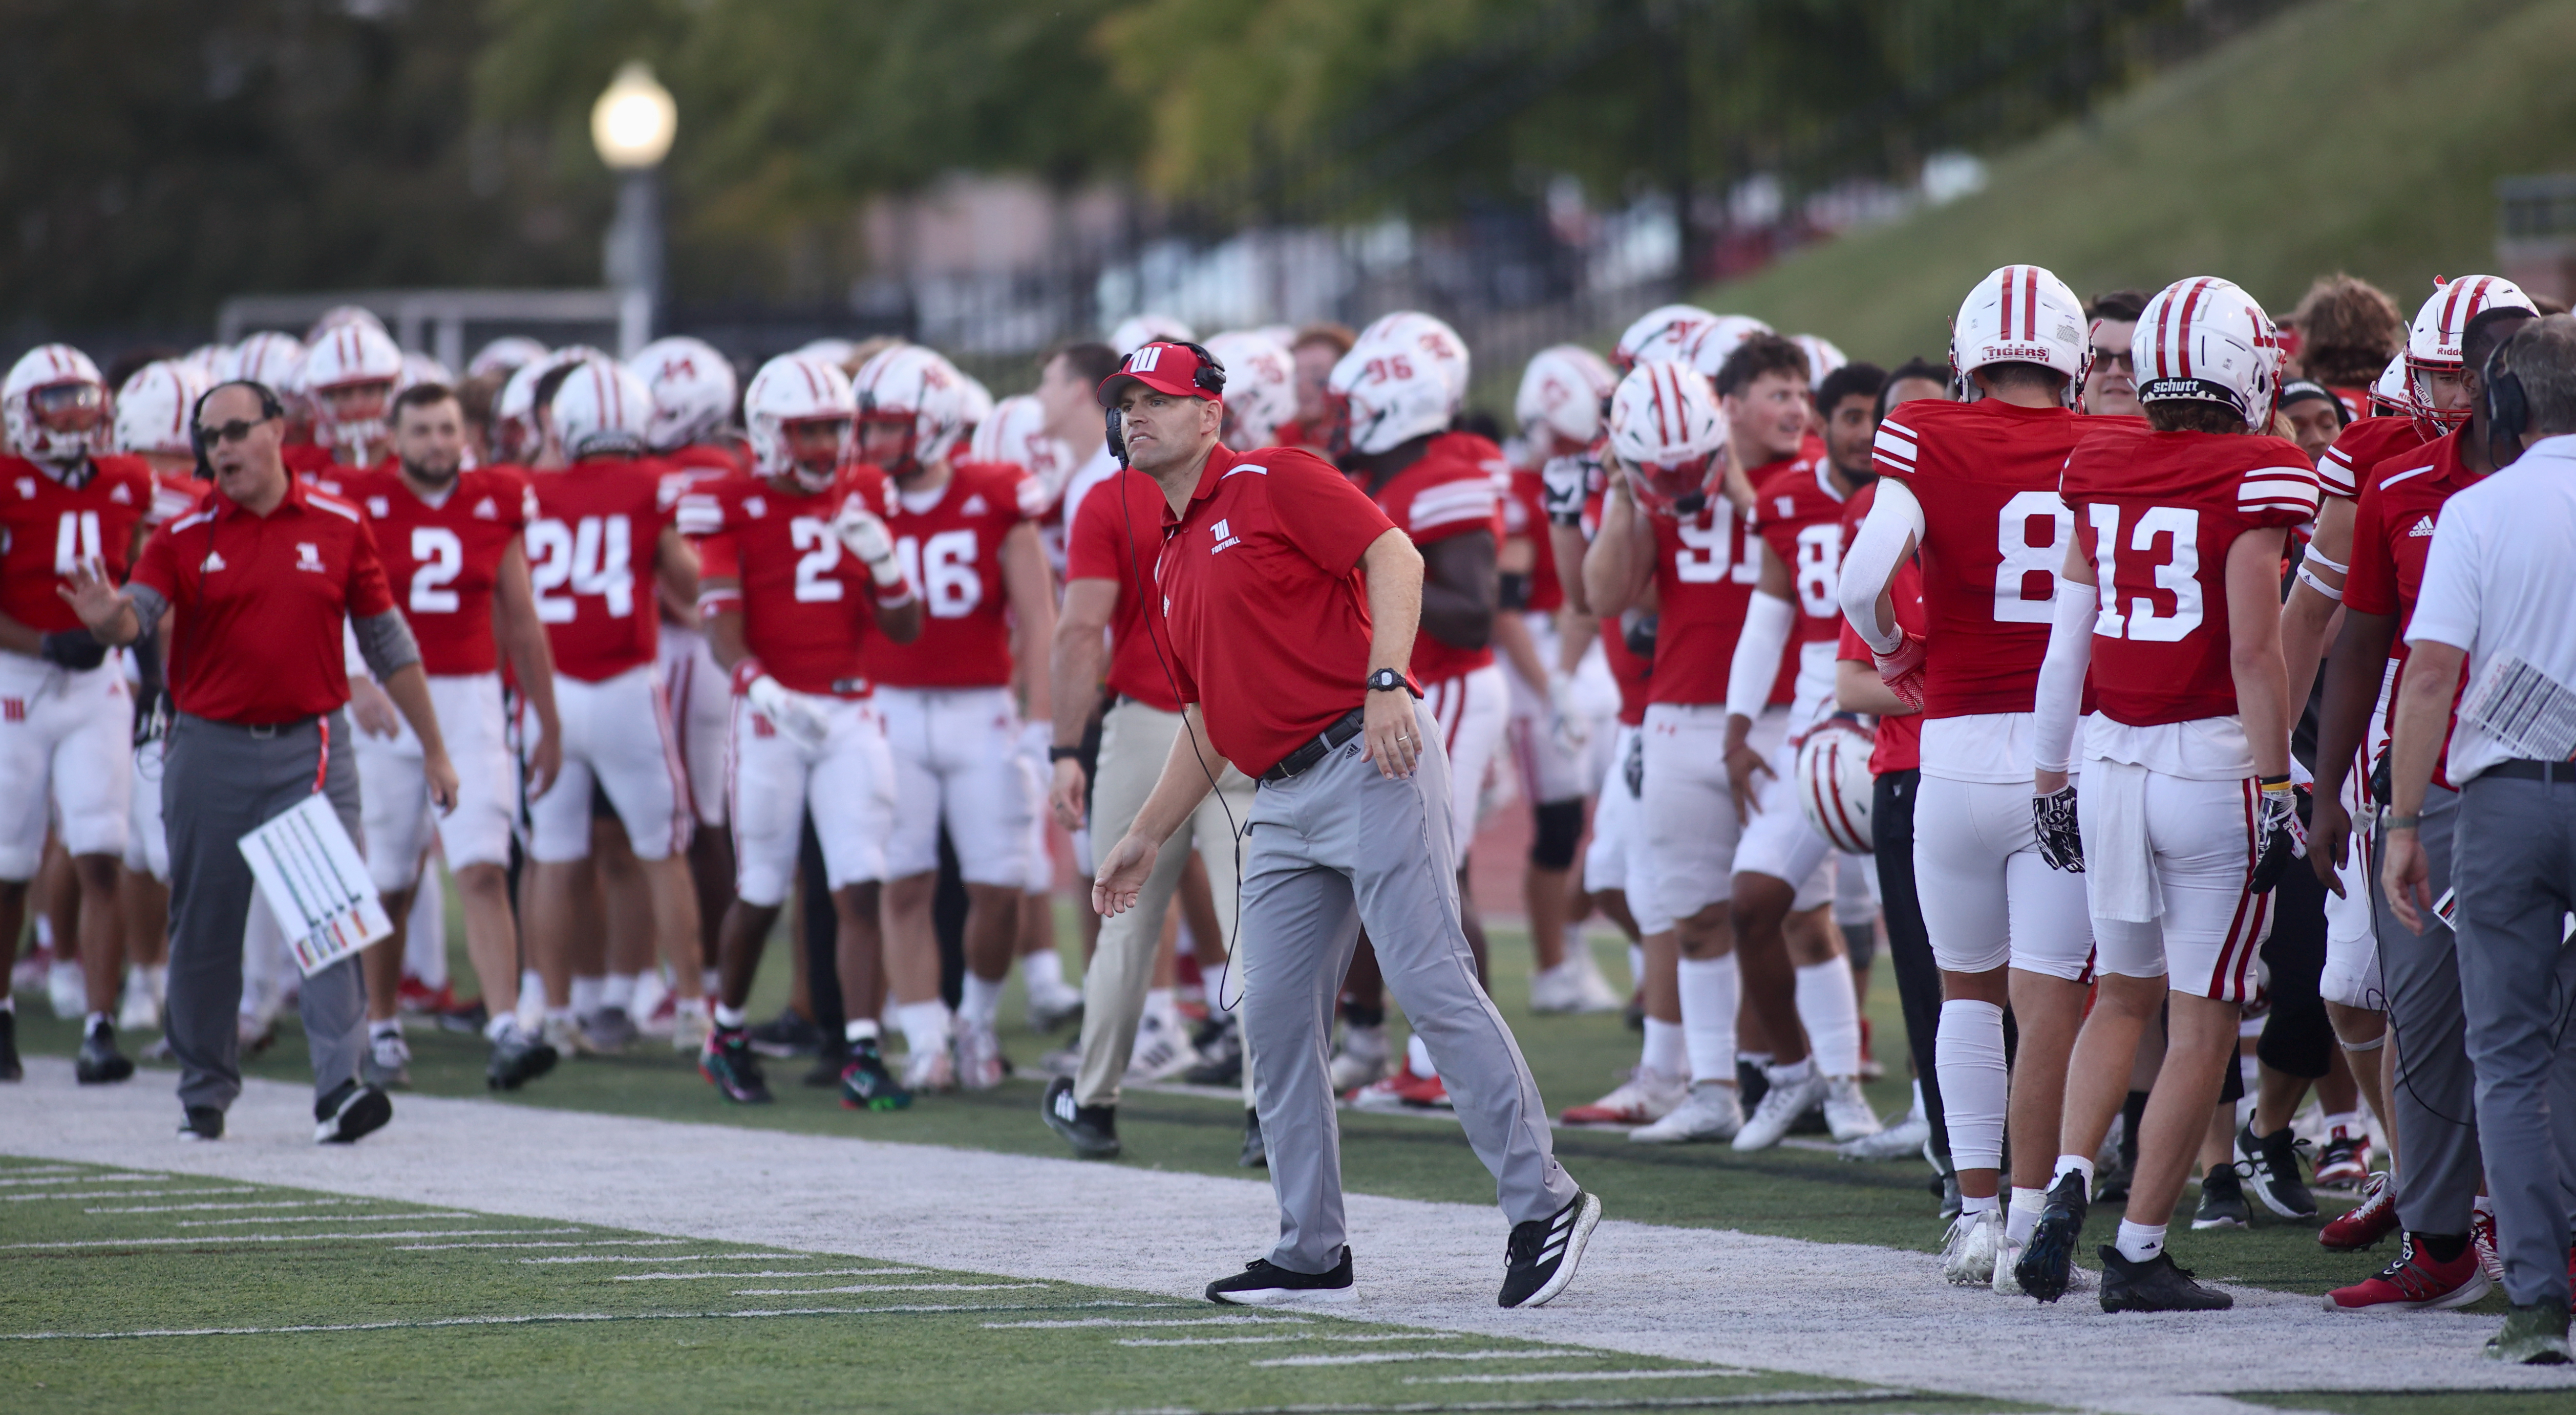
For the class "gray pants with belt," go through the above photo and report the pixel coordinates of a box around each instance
[2451,769,2576,1310]
[2371,784,2484,1238]
[164,711,368,1114]
[1240,701,1578,1273]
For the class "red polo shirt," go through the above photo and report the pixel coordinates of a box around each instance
[1154,444,1409,778]
[130,475,396,725]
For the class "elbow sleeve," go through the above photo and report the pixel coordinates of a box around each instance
[1725,592,1797,722]
[352,610,421,681]
[1838,481,1924,654]
[2031,582,2097,774]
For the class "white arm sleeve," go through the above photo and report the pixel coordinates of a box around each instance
[1837,479,1925,655]
[2031,578,2097,775]
[1724,591,1797,723]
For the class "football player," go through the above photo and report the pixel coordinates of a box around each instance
[298,321,406,470]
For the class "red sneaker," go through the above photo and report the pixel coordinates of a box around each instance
[2325,1233,2492,1311]
[2312,1126,2372,1188]
[2319,1172,2399,1251]
[2473,1206,2503,1285]
[1348,1061,1450,1110]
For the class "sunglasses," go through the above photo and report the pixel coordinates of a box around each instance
[196,417,274,446]
[2090,348,2136,373]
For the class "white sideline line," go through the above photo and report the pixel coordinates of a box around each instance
[177,1211,478,1227]
[0,1164,84,1175]
[520,1253,805,1265]
[614,1269,927,1281]
[394,1237,676,1251]
[9,1188,259,1202]
[87,1198,359,1214]
[1404,1368,1759,1384]
[0,1300,1180,1342]
[987,1315,1311,1330]
[731,1282,1048,1296]
[1120,1333,1463,1348]
[0,1172,161,1187]
[2,1227,583,1250]
[1253,1349,1592,1368]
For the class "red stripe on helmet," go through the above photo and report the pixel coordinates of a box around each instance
[1998,267,2017,341]
[2175,278,2213,379]
[2023,267,2039,341]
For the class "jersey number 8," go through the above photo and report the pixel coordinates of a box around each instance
[1993,490,2070,625]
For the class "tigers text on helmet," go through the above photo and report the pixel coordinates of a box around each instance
[1612,304,1717,371]
[1950,264,2089,403]
[852,343,970,472]
[299,320,406,458]
[549,358,655,461]
[630,336,740,452]
[1327,311,1468,457]
[4,344,112,467]
[2403,274,2537,434]
[2132,277,2285,430]
[967,393,1075,504]
[1606,360,1727,517]
[1203,330,1297,449]
[744,354,856,489]
[115,360,209,460]
[1515,344,1618,452]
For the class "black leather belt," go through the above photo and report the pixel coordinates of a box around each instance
[1260,708,1367,784]
[2478,758,2576,784]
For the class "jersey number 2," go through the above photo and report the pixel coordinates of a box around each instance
[790,517,844,603]
[409,527,464,614]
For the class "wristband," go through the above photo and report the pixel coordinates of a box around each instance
[1047,745,1082,763]
[2384,815,2420,830]
[875,582,917,608]
[2258,774,2292,788]
[728,657,767,695]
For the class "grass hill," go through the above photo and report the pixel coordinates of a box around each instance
[1696,0,2576,365]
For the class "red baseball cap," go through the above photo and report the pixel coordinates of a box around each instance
[1096,341,1224,407]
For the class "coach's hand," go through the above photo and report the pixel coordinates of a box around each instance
[349,675,402,739]
[2382,824,2430,934]
[1364,689,1419,779]
[1093,831,1158,917]
[1050,758,1088,833]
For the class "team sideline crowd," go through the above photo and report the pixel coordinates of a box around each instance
[2,260,2574,1344]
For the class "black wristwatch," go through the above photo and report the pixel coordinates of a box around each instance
[1365,668,1407,693]
[1047,745,1083,763]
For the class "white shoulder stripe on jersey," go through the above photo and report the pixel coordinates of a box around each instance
[1871,426,1918,460]
[171,510,216,533]
[1410,485,1498,515]
[2239,475,2319,502]
[309,496,361,523]
[1411,503,1498,531]
[2376,463,2438,490]
[1878,417,1917,442]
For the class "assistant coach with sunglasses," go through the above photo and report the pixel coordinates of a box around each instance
[1088,341,1598,1310]
[62,379,456,1144]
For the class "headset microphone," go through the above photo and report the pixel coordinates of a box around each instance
[2483,335,2530,470]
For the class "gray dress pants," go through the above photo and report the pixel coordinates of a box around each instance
[1239,700,1578,1273]
[2451,770,2576,1310]
[163,711,368,1114]
[2371,784,2484,1237]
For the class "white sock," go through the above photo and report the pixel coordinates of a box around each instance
[1794,958,1864,1077]
[2323,1109,2361,1141]
[84,1010,110,1034]
[2054,1153,2097,1193]
[844,1018,880,1045]
[520,968,545,1010]
[2116,1219,2166,1263]
[2006,1186,2046,1246]
[145,964,168,1003]
[1935,999,2008,1174]
[484,1012,520,1042]
[1676,954,1740,1085]
[2474,1194,2496,1223]
[672,994,706,1020]
[1340,1021,1386,1060]
[1406,1031,1438,1082]
[897,1000,951,1058]
[602,973,637,1012]
[0,995,13,1014]
[1564,924,1589,971]
[570,975,606,1017]
[713,1002,748,1030]
[700,967,721,996]
[1628,943,1646,990]
[1642,1017,1687,1079]
[33,916,52,949]
[1142,987,1177,1031]
[1767,1056,1815,1087]
[1204,957,1238,1018]
[1961,1192,2000,1216]
[1022,950,1065,995]
[369,1017,401,1039]
[961,973,1005,1028]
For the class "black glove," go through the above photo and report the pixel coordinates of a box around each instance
[2249,783,2310,894]
[1539,453,1597,526]
[132,685,172,747]
[2032,784,2084,872]
[1622,727,1644,800]
[39,628,107,671]
[1623,611,1658,662]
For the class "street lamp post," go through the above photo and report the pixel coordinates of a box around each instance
[592,61,677,355]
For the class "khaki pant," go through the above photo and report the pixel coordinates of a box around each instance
[1074,697,1257,1108]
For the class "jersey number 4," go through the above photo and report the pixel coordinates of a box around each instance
[893,530,982,619]
[2085,504,2202,641]
[527,515,634,623]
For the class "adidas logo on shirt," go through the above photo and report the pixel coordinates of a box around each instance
[962,494,989,517]
[2408,514,2436,538]
[202,549,228,572]
[110,483,133,505]
[472,497,498,520]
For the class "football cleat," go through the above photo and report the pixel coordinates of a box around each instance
[1041,1077,1117,1158]
[2236,1122,2317,1219]
[2325,1233,2491,1311]
[1500,1189,1602,1309]
[1025,978,1084,1034]
[2319,1172,2400,1250]
[176,1104,223,1141]
[1327,1025,1389,1092]
[903,1044,956,1095]
[313,1080,392,1145]
[1182,1016,1244,1087]
[1529,955,1622,1014]
[0,1009,20,1082]
[360,1030,410,1089]
[2014,1171,2090,1303]
[668,1005,712,1054]
[698,1026,773,1104]
[839,1039,913,1112]
[747,1006,823,1058]
[1206,1247,1355,1306]
[2473,1206,2504,1286]
[485,1022,558,1091]
[2312,1127,2372,1189]
[1839,1106,1929,1161]
[1733,1066,1828,1152]
[955,1017,1008,1091]
[1821,1075,1882,1142]
[1629,1080,1742,1144]
[117,975,161,1034]
[1558,1067,1687,1127]
[2098,1245,2232,1313]
[1941,1208,2004,1287]
[578,1005,636,1055]
[1123,1012,1198,1084]
[2193,1166,2251,1230]
[1349,1060,1450,1111]
[75,1020,135,1085]
[2484,1303,2573,1365]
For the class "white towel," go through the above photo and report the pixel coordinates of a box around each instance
[2081,757,2161,924]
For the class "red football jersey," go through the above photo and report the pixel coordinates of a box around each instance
[525,456,676,682]
[0,455,154,633]
[867,461,1044,690]
[662,441,750,479]
[1871,398,2125,719]
[1645,496,1758,706]
[1364,435,1503,683]
[2346,431,2477,636]
[144,467,203,527]
[1837,482,1922,774]
[691,466,891,697]
[1503,467,1564,615]
[2062,426,2317,727]
[2317,415,2430,502]
[333,466,534,677]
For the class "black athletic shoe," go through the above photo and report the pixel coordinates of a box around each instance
[1207,1246,1355,1306]
[76,1019,134,1084]
[485,1024,558,1091]
[2236,1122,2317,1219]
[748,1006,823,1058]
[1042,1077,1119,1159]
[1736,1057,1770,1111]
[698,1026,772,1104]
[0,1010,18,1081]
[2093,1154,2132,1205]
[802,1041,849,1088]
[1183,1016,1243,1086]
[840,1039,912,1111]
[2015,1171,2090,1303]
[1239,1107,1267,1169]
[1499,1189,1602,1309]
[177,1105,223,1141]
[2194,1165,2251,1230]
[313,1080,392,1145]
[2098,1243,2232,1312]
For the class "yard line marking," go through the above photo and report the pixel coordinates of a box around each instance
[987,1315,1309,1330]
[1120,1333,1463,1348]
[177,1211,478,1227]
[393,1237,678,1251]
[614,1269,926,1281]
[0,1165,86,1176]
[729,1282,1048,1296]
[0,1299,1188,1342]
[9,1188,259,1203]
[518,1252,806,1265]
[2,1228,584,1250]
[87,1198,360,1214]
[1252,1349,1593,1368]
[0,1173,162,1187]
[1404,1368,1760,1384]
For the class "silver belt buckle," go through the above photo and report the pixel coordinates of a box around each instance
[248,722,280,739]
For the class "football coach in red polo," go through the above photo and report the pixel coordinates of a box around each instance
[1090,341,1599,1309]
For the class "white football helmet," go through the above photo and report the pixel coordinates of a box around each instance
[851,343,970,469]
[1606,360,1727,516]
[1110,313,1194,355]
[467,335,551,381]
[493,345,611,463]
[549,358,655,461]
[1613,304,1717,371]
[968,394,1075,504]
[2403,274,2537,432]
[1792,334,1848,385]
[1204,331,1297,449]
[115,360,209,460]
[1794,723,1875,855]
[306,304,389,342]
[954,371,995,439]
[795,337,858,369]
[1514,344,1617,451]
[630,336,738,452]
[4,345,112,466]
[220,331,306,391]
[1951,264,2090,400]
[299,321,406,455]
[2132,277,2285,430]
[1329,311,1469,456]
[1685,314,1779,383]
[398,352,454,392]
[2368,352,2410,418]
[743,354,856,488]
[180,345,226,381]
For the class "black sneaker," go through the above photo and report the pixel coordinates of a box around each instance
[1042,1077,1119,1159]
[1182,1017,1243,1086]
[2236,1122,2317,1219]
[839,1039,913,1112]
[177,1105,223,1141]
[2093,1154,2132,1206]
[802,1040,850,1088]
[1736,1057,1770,1111]
[1499,1189,1602,1309]
[2015,1170,2089,1303]
[485,1023,559,1091]
[76,1019,134,1084]
[698,1026,772,1104]
[1207,1246,1355,1306]
[0,1009,19,1081]
[2098,1243,2232,1312]
[748,1006,823,1058]
[1239,1107,1267,1169]
[313,1080,392,1145]
[2194,1165,2251,1230]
